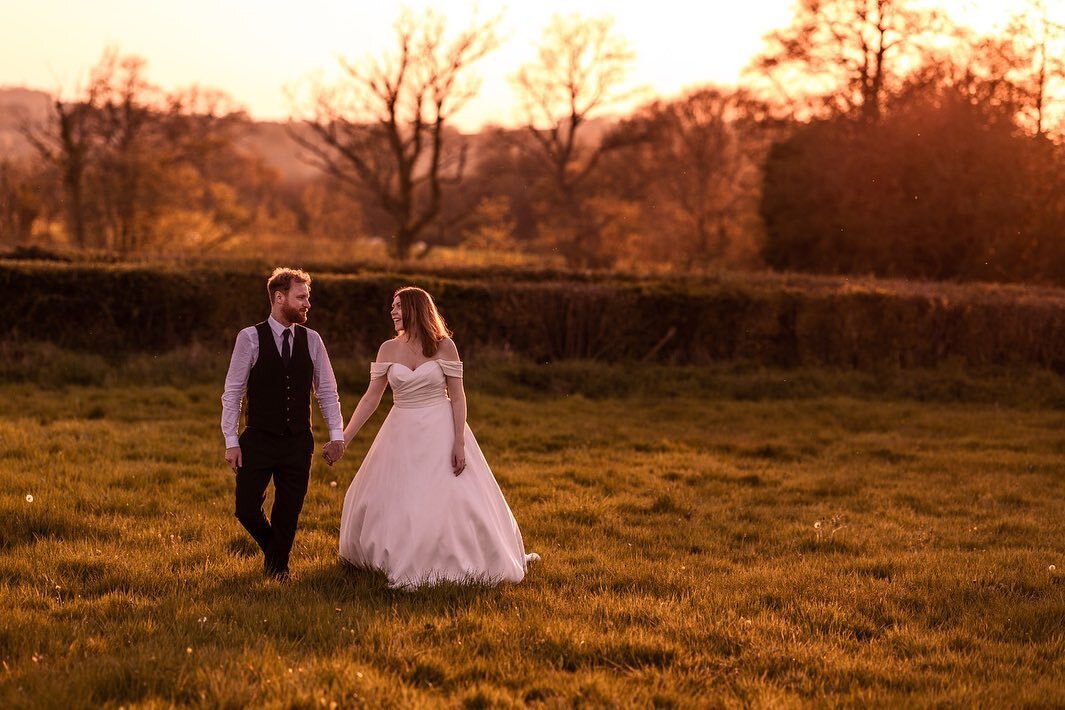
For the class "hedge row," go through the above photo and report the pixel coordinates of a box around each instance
[3,261,1065,371]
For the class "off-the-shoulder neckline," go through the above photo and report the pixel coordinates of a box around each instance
[373,359,462,372]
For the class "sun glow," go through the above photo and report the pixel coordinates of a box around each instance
[0,0,1059,131]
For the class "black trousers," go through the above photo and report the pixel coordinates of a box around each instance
[234,427,314,575]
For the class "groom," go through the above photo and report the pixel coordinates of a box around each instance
[221,267,346,581]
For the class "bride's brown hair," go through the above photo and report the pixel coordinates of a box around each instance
[395,286,452,357]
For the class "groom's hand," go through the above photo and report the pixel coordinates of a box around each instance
[323,440,346,466]
[224,446,242,474]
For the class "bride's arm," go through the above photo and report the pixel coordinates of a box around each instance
[343,342,393,445]
[448,376,467,439]
[342,376,388,445]
[440,338,467,474]
[447,381,467,475]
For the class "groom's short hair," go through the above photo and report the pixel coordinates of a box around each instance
[267,267,311,302]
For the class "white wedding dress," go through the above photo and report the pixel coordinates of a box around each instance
[339,360,535,588]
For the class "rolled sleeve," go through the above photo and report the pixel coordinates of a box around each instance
[309,330,344,441]
[221,328,257,447]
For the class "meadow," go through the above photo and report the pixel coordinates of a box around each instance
[0,348,1063,707]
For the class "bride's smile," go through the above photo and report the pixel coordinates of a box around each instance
[390,296,404,332]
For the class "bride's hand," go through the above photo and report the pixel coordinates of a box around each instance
[452,442,466,476]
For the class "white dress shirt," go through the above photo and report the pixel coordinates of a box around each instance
[221,315,344,448]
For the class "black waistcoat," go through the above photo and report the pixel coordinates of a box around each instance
[246,321,313,436]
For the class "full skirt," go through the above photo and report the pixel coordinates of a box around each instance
[339,401,529,588]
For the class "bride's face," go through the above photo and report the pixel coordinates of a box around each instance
[390,296,404,333]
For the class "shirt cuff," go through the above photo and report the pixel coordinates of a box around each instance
[329,430,344,442]
[225,435,240,449]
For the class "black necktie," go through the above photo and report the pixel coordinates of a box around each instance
[281,329,291,366]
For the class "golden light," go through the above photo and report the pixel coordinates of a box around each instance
[0,0,1059,130]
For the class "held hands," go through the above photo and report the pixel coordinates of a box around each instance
[224,446,242,475]
[323,440,346,467]
[452,441,466,476]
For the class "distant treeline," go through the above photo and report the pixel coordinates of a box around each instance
[1,1,1063,285]
[5,261,1065,371]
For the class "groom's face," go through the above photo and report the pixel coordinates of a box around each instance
[276,283,310,325]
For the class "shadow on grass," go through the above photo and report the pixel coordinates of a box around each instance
[0,507,106,550]
[226,535,260,558]
[291,560,510,615]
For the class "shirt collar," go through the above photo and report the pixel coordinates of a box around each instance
[267,315,294,339]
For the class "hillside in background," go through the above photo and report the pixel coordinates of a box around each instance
[0,86,320,179]
[0,86,615,185]
[0,87,51,160]
[238,120,319,183]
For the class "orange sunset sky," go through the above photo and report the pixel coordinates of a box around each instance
[0,0,1051,131]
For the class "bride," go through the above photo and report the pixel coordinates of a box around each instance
[337,286,538,588]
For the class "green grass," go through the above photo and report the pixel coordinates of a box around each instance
[1,353,1063,707]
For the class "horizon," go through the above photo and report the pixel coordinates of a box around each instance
[0,0,1043,132]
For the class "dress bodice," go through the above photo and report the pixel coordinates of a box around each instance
[371,360,463,408]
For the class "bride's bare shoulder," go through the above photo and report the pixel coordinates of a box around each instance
[437,337,460,360]
[376,338,401,361]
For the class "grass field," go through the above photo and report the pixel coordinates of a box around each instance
[1,350,1063,707]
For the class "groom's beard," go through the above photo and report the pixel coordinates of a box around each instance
[282,304,308,324]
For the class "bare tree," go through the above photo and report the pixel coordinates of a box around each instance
[89,52,165,253]
[26,49,266,255]
[898,2,1064,141]
[512,14,634,194]
[748,0,942,123]
[25,49,165,252]
[24,90,98,248]
[1004,0,1065,138]
[294,8,500,260]
[510,14,636,267]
